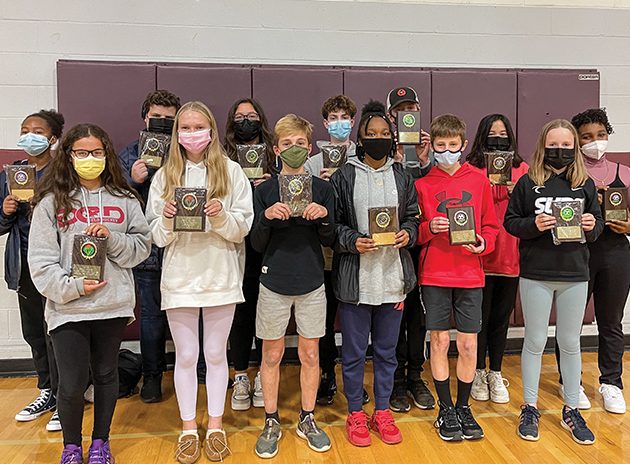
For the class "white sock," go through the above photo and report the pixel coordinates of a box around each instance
[180,429,198,440]
[206,428,225,437]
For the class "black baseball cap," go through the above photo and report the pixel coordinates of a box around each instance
[386,87,420,112]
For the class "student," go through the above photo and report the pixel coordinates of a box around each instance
[1,109,63,432]
[146,101,253,463]
[119,89,181,403]
[224,98,276,412]
[331,100,419,447]
[251,114,334,458]
[466,114,528,404]
[504,119,604,445]
[28,123,152,464]
[416,114,499,442]
[385,86,435,412]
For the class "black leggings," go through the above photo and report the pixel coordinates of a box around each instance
[318,270,339,375]
[477,276,518,371]
[51,317,127,446]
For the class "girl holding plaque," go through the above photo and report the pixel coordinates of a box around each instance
[504,119,604,445]
[28,123,152,464]
[146,101,253,463]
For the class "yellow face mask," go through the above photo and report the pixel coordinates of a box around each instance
[73,155,106,180]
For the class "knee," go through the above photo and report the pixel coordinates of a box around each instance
[175,345,199,370]
[263,346,284,368]
[523,331,547,355]
[204,343,228,368]
[298,345,319,368]
[431,331,451,354]
[456,336,477,357]
[92,365,117,386]
[556,333,580,356]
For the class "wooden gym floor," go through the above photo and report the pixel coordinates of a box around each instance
[0,352,628,463]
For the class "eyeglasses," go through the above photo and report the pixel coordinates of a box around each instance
[71,149,106,159]
[234,113,260,123]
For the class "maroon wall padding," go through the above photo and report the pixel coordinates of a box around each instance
[431,70,517,155]
[343,68,432,140]
[607,152,630,167]
[57,61,157,154]
[0,149,25,166]
[252,67,344,144]
[517,70,600,161]
[156,65,251,142]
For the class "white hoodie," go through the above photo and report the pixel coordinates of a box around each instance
[146,158,254,310]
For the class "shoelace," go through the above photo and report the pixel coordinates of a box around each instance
[374,411,397,432]
[207,434,231,462]
[602,385,622,399]
[520,405,540,426]
[457,407,478,428]
[439,407,459,429]
[89,445,113,464]
[25,391,50,412]
[263,419,279,441]
[233,378,250,397]
[61,449,82,464]
[489,373,510,389]
[348,412,369,433]
[254,375,263,395]
[175,436,198,459]
[565,408,587,430]
[301,414,321,435]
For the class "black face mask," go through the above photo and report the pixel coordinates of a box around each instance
[544,147,575,169]
[234,119,262,143]
[148,117,175,135]
[361,138,393,161]
[486,136,511,151]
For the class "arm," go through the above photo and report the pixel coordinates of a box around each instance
[146,170,177,248]
[504,176,544,240]
[331,171,362,254]
[0,172,17,235]
[106,197,152,268]
[399,171,420,248]
[119,142,144,191]
[207,166,253,243]
[584,179,605,242]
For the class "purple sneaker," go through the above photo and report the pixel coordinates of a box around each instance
[88,439,115,464]
[60,444,83,464]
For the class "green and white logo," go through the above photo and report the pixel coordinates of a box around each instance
[402,113,416,128]
[288,179,304,196]
[560,206,575,222]
[80,241,97,260]
[245,149,259,164]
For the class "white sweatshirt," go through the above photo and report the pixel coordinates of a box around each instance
[146,157,254,310]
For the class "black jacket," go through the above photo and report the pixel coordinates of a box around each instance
[330,161,419,304]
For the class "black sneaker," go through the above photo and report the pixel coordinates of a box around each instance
[561,406,595,445]
[362,388,370,405]
[140,374,163,403]
[408,379,436,410]
[389,383,411,413]
[15,389,56,422]
[434,403,463,441]
[456,405,484,440]
[518,404,540,441]
[316,372,337,406]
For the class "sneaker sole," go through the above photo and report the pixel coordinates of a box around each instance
[231,398,252,411]
[489,396,510,404]
[462,431,484,440]
[517,429,540,442]
[471,392,490,402]
[407,391,435,410]
[603,404,626,414]
[560,420,595,445]
[296,426,331,452]
[46,423,62,432]
[141,395,163,404]
[389,403,411,413]
[438,431,463,442]
[255,431,282,459]
[15,410,50,422]
[252,397,265,408]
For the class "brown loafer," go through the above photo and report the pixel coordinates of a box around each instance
[204,430,231,462]
[175,433,201,464]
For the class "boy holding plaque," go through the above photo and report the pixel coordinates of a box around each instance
[504,119,603,445]
[415,114,498,442]
[28,123,151,464]
[250,114,335,458]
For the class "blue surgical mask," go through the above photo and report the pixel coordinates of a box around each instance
[327,119,352,141]
[434,149,461,167]
[17,133,50,156]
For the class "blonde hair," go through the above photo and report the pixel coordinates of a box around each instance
[430,114,466,144]
[161,101,230,201]
[274,114,313,145]
[528,119,589,189]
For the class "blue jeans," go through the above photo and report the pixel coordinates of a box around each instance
[134,269,167,376]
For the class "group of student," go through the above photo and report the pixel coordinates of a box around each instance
[1,85,628,464]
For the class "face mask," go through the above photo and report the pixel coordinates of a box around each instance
[581,140,608,160]
[234,119,262,143]
[361,138,393,161]
[178,129,211,154]
[486,136,511,151]
[73,155,106,180]
[433,149,462,167]
[279,145,309,169]
[17,133,50,156]
[327,120,352,141]
[148,117,175,135]
[544,147,575,169]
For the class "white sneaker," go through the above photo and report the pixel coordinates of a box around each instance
[84,384,94,404]
[559,385,591,410]
[231,374,252,411]
[471,369,489,401]
[599,384,626,414]
[487,371,510,404]
[253,371,264,408]
[46,410,62,432]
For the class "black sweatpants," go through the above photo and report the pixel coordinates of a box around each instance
[50,317,127,446]
[318,270,339,375]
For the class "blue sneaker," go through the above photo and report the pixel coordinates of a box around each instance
[518,404,540,441]
[561,406,595,445]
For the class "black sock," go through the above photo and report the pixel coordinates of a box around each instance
[300,409,314,421]
[433,378,453,407]
[456,378,473,407]
[265,411,280,422]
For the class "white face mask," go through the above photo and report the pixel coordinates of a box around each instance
[581,140,608,160]
[434,149,461,167]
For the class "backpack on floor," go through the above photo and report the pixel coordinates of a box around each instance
[118,349,143,398]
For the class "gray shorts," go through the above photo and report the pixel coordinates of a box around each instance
[256,284,326,340]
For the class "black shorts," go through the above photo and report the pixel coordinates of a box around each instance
[421,286,482,334]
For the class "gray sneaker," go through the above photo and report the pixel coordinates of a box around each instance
[296,413,331,453]
[255,418,282,459]
[231,375,252,411]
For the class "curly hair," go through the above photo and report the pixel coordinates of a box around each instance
[321,95,357,119]
[23,109,65,138]
[141,90,181,119]
[571,108,614,135]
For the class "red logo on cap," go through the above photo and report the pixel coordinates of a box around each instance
[397,88,406,96]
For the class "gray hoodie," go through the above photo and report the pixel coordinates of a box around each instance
[28,188,152,332]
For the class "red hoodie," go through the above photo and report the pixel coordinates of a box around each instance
[415,163,499,288]
[468,161,529,277]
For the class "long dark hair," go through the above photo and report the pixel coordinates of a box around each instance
[467,114,523,168]
[224,98,276,174]
[32,123,139,229]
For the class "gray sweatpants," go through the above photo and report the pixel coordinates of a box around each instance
[520,278,587,408]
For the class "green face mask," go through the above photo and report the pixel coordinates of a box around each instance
[279,145,309,169]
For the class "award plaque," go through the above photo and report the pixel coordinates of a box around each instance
[322,145,347,173]
[551,199,584,243]
[485,151,513,185]
[174,187,207,232]
[604,187,628,222]
[72,235,108,282]
[139,131,170,169]
[279,174,313,217]
[397,111,421,145]
[5,165,36,201]
[369,206,399,246]
[237,144,267,179]
[447,205,477,245]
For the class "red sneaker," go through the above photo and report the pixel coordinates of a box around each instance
[346,411,371,447]
[370,409,402,444]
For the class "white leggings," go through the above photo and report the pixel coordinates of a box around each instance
[166,304,236,421]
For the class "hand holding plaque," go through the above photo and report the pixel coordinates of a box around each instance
[604,187,628,222]
[237,144,267,179]
[174,187,207,232]
[447,205,477,245]
[485,151,513,185]
[72,234,108,282]
[279,174,312,217]
[551,199,585,244]
[139,131,170,169]
[322,145,347,173]
[5,165,36,201]
[369,206,399,246]
[397,111,421,145]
